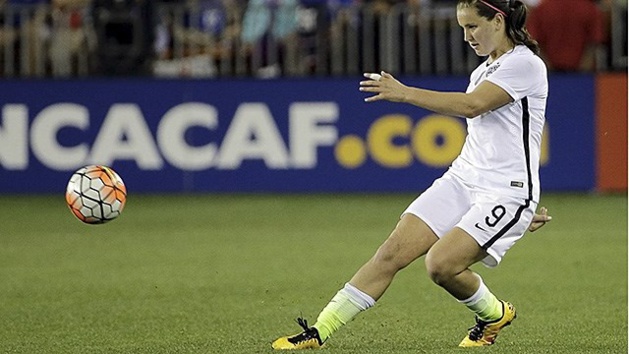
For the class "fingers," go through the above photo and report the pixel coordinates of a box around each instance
[536,207,551,222]
[540,206,548,218]
[360,73,383,102]
[364,94,383,102]
[528,222,542,232]
[361,72,383,87]
[528,206,552,232]
[359,85,380,92]
[363,72,382,81]
[360,71,397,103]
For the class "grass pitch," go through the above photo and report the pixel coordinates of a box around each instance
[0,193,626,353]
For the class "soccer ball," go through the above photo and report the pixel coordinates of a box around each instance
[65,165,127,224]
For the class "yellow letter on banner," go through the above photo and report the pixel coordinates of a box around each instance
[412,115,466,167]
[367,114,413,168]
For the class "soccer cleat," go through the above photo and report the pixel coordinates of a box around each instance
[272,317,324,350]
[458,301,516,347]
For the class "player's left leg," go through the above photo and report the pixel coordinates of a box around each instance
[271,214,438,350]
[424,228,516,347]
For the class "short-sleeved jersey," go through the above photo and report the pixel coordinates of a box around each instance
[448,45,548,202]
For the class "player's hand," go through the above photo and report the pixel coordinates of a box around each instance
[528,206,552,232]
[360,71,408,103]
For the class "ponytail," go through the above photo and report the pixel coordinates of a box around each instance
[506,1,540,55]
[458,0,540,55]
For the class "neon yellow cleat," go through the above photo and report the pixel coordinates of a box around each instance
[458,301,516,347]
[272,318,324,350]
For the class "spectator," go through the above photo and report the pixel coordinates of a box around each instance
[240,0,299,77]
[183,1,241,63]
[1,0,50,76]
[153,0,243,77]
[49,0,95,77]
[153,3,174,61]
[0,1,17,75]
[528,0,606,71]
[364,0,403,13]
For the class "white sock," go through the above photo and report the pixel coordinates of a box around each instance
[343,282,376,310]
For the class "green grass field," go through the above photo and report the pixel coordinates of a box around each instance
[1,193,626,353]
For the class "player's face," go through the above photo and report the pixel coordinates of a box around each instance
[457,6,504,58]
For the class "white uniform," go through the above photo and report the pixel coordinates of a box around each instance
[404,45,548,267]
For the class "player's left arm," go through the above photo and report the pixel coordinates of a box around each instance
[360,71,512,119]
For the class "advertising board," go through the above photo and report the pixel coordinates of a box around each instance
[0,76,595,193]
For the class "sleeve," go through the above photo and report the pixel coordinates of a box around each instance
[484,55,541,101]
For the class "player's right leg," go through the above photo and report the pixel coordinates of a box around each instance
[349,213,439,299]
[424,192,535,347]
[271,214,438,350]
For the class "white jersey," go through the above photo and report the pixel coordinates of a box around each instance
[448,45,548,202]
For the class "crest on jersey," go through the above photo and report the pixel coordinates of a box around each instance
[486,63,501,77]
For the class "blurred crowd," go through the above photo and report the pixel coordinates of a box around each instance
[0,0,626,78]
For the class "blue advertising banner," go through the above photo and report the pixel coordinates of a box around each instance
[0,75,594,193]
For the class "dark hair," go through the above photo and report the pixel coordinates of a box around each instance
[457,0,540,55]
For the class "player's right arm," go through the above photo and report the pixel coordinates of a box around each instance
[360,71,512,119]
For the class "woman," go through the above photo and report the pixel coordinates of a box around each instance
[272,0,552,349]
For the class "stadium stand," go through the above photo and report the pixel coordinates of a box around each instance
[0,0,625,78]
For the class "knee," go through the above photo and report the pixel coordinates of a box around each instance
[424,253,455,286]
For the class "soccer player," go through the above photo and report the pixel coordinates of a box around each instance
[272,0,551,349]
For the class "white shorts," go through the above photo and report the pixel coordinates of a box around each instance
[403,172,537,268]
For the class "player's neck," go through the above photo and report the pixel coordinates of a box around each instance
[488,39,515,63]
